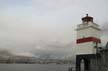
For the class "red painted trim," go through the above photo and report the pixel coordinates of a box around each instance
[77,37,101,44]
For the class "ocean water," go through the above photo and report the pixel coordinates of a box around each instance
[0,64,75,71]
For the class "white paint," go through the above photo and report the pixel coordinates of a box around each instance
[76,22,101,54]
[76,42,96,54]
[76,22,101,39]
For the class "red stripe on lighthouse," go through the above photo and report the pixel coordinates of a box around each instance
[77,37,101,44]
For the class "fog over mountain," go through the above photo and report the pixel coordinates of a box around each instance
[0,0,108,60]
[0,41,75,59]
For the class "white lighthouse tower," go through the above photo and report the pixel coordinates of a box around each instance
[76,14,101,71]
[76,14,101,55]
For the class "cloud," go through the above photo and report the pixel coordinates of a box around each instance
[0,0,31,7]
[0,0,108,59]
[32,0,75,14]
[31,41,75,59]
[100,22,108,45]
[0,49,13,56]
[13,52,34,57]
[101,22,108,34]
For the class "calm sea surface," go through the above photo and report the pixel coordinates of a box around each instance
[0,64,75,71]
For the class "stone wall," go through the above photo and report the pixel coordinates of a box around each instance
[99,49,108,71]
[90,47,108,71]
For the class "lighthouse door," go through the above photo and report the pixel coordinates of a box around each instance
[76,55,90,71]
[81,59,84,71]
[81,58,90,71]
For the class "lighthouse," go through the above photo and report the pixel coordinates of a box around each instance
[76,14,101,71]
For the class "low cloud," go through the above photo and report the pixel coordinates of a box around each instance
[33,0,74,12]
[0,0,108,60]
[102,22,108,35]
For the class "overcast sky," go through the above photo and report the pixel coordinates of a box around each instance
[0,0,108,58]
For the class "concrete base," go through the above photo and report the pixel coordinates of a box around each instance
[76,54,97,71]
[76,51,108,71]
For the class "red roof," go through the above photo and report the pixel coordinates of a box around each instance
[82,14,93,22]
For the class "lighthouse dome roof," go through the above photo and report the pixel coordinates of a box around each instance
[82,14,93,22]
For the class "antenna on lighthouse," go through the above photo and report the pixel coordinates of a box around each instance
[86,14,88,17]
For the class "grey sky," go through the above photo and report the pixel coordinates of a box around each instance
[0,0,108,58]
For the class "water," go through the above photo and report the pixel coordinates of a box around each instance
[0,64,75,71]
